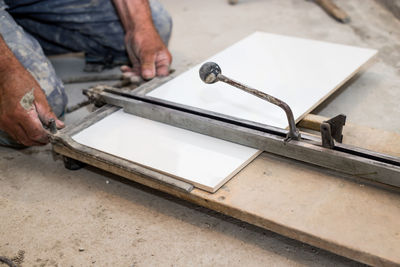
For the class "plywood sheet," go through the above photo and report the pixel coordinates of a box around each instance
[55,112,400,266]
[148,32,377,128]
[72,109,261,192]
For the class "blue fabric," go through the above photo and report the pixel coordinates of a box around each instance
[4,0,172,64]
[0,0,172,147]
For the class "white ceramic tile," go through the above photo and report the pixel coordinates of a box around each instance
[148,32,377,128]
[72,32,376,193]
[72,109,261,192]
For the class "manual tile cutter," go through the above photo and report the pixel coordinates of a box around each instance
[50,62,400,192]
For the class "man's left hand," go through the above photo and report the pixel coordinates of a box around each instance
[123,27,172,80]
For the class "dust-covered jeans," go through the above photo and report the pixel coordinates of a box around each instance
[0,0,172,147]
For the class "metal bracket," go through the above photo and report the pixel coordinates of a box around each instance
[320,114,346,148]
[48,118,58,134]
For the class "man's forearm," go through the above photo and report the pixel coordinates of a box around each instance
[0,35,22,84]
[112,0,155,33]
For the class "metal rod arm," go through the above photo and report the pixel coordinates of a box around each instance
[199,62,300,140]
[217,74,300,140]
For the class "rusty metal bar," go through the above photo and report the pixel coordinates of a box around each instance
[199,62,301,141]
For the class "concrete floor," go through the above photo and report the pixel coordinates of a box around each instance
[1,0,399,266]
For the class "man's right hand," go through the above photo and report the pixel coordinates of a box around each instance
[0,43,64,146]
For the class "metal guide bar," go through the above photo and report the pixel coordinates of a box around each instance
[98,87,400,165]
[94,90,400,188]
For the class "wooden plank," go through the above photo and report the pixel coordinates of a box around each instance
[147,32,376,129]
[53,117,400,266]
[314,0,350,23]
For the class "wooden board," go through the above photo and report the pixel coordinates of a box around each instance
[148,32,377,128]
[72,109,261,193]
[54,113,400,266]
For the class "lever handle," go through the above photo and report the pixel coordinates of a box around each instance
[199,62,301,141]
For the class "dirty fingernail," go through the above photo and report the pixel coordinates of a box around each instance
[142,70,154,79]
[120,65,130,72]
[56,119,65,129]
[122,72,134,79]
[130,76,142,84]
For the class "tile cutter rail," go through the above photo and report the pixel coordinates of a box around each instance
[51,62,400,192]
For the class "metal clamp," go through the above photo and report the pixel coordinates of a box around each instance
[320,114,346,148]
[199,62,301,141]
[48,118,58,134]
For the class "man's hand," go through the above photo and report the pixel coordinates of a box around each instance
[0,36,64,146]
[113,0,172,80]
[123,28,171,80]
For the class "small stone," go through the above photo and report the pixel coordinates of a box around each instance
[106,180,110,184]
[79,248,85,252]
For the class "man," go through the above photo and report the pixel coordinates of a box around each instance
[0,0,172,147]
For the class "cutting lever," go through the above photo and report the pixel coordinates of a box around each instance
[199,62,301,141]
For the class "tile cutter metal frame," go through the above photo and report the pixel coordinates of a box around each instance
[50,62,400,192]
